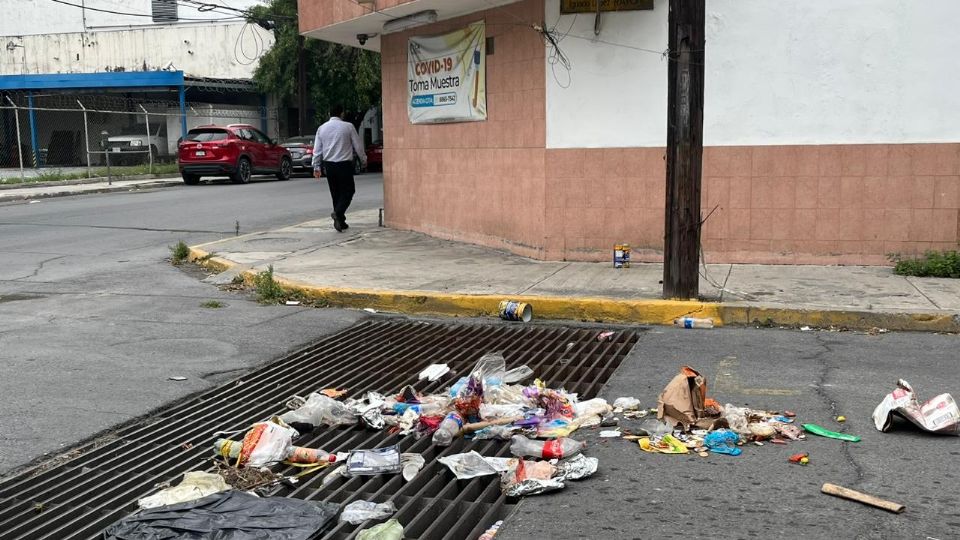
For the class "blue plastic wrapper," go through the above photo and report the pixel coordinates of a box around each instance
[704,428,742,456]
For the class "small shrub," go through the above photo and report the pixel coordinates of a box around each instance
[200,300,225,308]
[170,240,190,265]
[890,250,960,278]
[253,265,285,303]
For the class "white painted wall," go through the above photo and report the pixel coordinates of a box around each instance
[0,0,265,35]
[544,0,667,148]
[0,22,274,79]
[546,0,960,148]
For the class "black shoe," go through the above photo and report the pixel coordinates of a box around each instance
[342,221,349,230]
[331,212,344,232]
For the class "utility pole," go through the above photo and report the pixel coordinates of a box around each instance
[662,0,705,299]
[297,35,307,136]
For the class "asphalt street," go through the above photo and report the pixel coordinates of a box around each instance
[0,172,383,475]
[499,326,960,540]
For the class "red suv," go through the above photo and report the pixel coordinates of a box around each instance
[177,124,292,185]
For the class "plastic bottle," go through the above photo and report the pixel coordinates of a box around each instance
[432,412,464,446]
[509,435,585,459]
[674,317,714,329]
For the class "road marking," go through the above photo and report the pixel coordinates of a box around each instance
[713,356,801,396]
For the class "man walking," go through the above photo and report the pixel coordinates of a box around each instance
[312,104,366,232]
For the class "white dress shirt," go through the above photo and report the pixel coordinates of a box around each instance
[312,117,365,169]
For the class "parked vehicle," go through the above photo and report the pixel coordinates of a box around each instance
[280,136,314,174]
[107,125,168,165]
[177,124,292,185]
[366,142,383,172]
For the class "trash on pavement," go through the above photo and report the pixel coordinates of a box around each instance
[657,366,727,431]
[320,388,348,399]
[479,520,503,540]
[871,379,960,435]
[340,500,397,525]
[821,483,905,513]
[418,363,450,381]
[279,392,357,430]
[789,452,809,465]
[500,458,563,497]
[104,491,339,540]
[401,453,425,481]
[638,434,688,454]
[346,445,402,476]
[214,421,301,468]
[596,331,615,342]
[599,430,621,438]
[510,434,585,459]
[673,317,714,329]
[137,471,231,509]
[285,300,301,306]
[356,518,404,540]
[802,423,861,442]
[363,308,378,313]
[836,415,846,423]
[168,376,187,381]
[613,397,642,411]
[439,451,511,480]
[345,392,388,430]
[553,454,599,481]
[703,429,741,456]
[498,299,533,322]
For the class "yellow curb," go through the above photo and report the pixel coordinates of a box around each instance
[188,246,960,332]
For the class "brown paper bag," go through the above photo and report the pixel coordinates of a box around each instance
[657,366,727,431]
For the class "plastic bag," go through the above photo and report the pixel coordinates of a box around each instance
[574,398,612,418]
[723,404,751,435]
[638,419,672,438]
[438,451,504,480]
[346,445,402,476]
[704,428,741,456]
[480,403,527,419]
[418,363,450,381]
[472,425,520,440]
[214,421,298,468]
[138,472,231,510]
[340,500,397,525]
[503,365,534,384]
[279,393,356,428]
[484,384,531,406]
[500,458,563,497]
[356,519,404,540]
[613,397,642,410]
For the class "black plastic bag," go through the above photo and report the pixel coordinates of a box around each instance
[104,491,339,540]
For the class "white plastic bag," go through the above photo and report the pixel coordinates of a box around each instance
[613,397,642,410]
[573,398,611,418]
[340,500,397,525]
[438,451,509,480]
[138,472,231,509]
[279,392,356,427]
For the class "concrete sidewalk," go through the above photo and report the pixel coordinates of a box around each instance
[189,208,960,332]
[0,175,182,202]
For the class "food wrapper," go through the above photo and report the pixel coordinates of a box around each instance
[872,379,960,435]
[554,454,598,481]
[346,445,402,476]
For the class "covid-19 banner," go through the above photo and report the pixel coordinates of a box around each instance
[407,22,486,124]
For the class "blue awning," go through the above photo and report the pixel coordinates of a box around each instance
[0,71,185,91]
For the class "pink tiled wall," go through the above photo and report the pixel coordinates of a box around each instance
[381,0,549,259]
[543,144,960,264]
[298,0,418,33]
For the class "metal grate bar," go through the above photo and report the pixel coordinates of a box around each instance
[0,320,637,540]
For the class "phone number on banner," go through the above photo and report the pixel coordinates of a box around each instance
[411,93,457,108]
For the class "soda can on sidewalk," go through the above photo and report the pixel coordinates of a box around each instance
[614,244,631,268]
[498,300,532,322]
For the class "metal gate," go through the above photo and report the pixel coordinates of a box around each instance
[0,319,638,539]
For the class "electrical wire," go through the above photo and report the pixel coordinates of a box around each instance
[49,0,245,22]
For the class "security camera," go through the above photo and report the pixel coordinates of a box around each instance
[357,33,368,46]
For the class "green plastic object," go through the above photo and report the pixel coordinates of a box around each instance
[357,519,404,540]
[802,423,861,442]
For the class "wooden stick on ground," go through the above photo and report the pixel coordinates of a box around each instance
[821,483,906,514]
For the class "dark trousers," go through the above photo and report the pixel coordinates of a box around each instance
[323,160,355,222]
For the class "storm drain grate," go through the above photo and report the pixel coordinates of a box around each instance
[0,319,638,540]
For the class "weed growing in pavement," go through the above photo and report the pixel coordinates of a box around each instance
[254,265,286,304]
[200,300,226,308]
[0,164,179,184]
[889,250,960,278]
[170,241,190,265]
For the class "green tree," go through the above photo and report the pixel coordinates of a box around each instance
[247,0,381,124]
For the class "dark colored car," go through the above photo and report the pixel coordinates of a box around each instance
[366,142,383,172]
[280,136,315,174]
[177,124,292,185]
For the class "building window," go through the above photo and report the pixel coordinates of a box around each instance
[152,0,178,23]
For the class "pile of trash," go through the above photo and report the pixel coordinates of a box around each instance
[106,349,959,538]
[105,352,602,539]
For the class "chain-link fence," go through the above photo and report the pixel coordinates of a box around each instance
[0,92,278,182]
